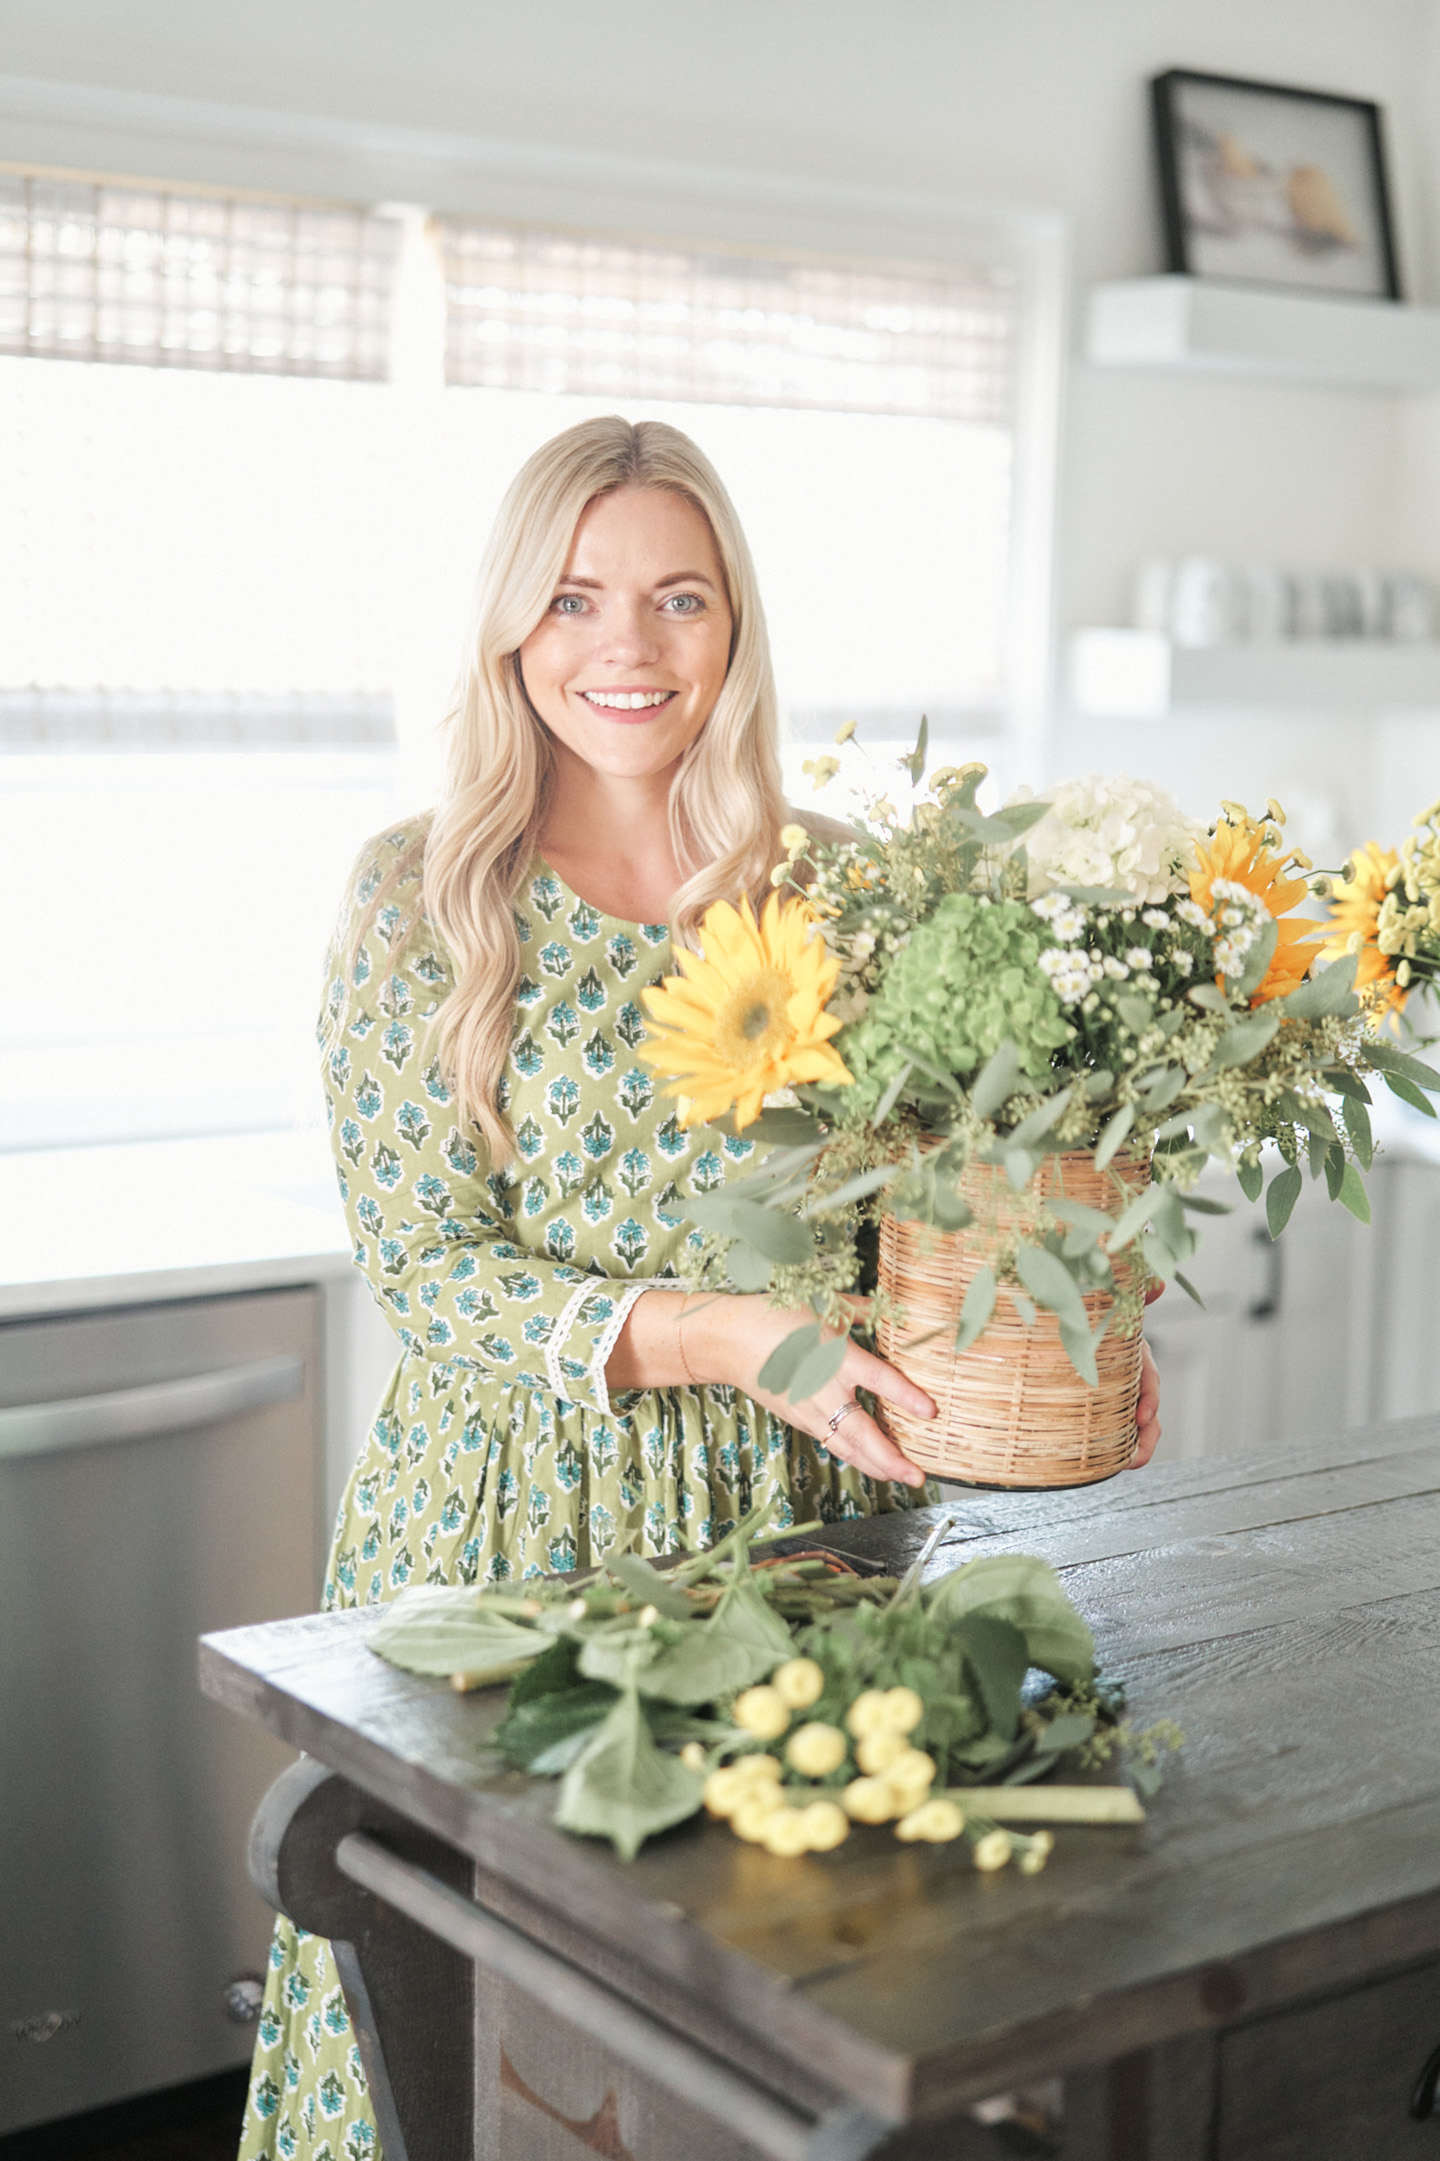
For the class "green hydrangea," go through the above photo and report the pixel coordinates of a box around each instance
[839,892,1073,1113]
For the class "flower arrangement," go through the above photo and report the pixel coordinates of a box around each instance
[637,732,1440,1463]
[369,1501,1180,1865]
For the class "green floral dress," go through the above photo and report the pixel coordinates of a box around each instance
[238,821,921,2161]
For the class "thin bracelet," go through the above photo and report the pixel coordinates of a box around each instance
[676,1293,699,1388]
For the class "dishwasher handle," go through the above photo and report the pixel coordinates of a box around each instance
[0,1354,305,1462]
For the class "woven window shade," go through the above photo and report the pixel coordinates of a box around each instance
[439,222,1016,423]
[0,171,400,379]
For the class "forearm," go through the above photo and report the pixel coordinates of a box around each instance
[604,1289,736,1391]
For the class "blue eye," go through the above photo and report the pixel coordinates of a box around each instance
[552,593,586,615]
[665,592,703,614]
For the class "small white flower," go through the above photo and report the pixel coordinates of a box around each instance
[1142,908,1170,930]
[1125,947,1152,971]
[1031,892,1070,922]
[1103,956,1130,979]
[1175,899,1213,934]
[1051,910,1086,943]
[1172,948,1195,975]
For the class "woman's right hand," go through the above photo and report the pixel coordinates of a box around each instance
[689,1294,933,1489]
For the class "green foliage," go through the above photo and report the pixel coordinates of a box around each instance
[554,1685,705,1862]
[838,892,1073,1117]
[928,1555,1096,1684]
[366,1591,542,1684]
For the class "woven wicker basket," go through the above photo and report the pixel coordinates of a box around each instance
[874,1148,1151,1489]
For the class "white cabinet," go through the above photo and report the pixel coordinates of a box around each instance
[1145,1158,1436,1464]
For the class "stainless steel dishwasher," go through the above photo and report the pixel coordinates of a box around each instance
[0,1286,321,2137]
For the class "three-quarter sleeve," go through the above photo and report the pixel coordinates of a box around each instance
[319,836,665,1418]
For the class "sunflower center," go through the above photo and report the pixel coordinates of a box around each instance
[713,967,795,1067]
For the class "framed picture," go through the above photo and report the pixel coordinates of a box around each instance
[1151,68,1401,300]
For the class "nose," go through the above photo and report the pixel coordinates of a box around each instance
[596,598,662,668]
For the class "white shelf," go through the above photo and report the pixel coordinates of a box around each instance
[1068,628,1440,719]
[1085,277,1440,392]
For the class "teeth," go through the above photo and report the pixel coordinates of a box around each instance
[582,691,672,710]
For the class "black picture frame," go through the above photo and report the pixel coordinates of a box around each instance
[1151,68,1402,302]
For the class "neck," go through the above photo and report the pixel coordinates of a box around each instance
[537,744,685,923]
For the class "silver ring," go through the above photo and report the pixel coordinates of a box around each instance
[826,1399,858,1436]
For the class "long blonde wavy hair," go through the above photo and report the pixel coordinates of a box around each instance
[369,416,788,1163]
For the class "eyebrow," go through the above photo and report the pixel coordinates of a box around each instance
[555,570,719,591]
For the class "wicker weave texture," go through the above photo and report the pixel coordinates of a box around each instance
[874,1149,1150,1490]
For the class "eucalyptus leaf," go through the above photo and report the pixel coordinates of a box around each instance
[1266,1164,1303,1239]
[1324,1067,1372,1105]
[1140,1066,1187,1112]
[805,1163,898,1217]
[1058,1315,1100,1387]
[757,1320,821,1395]
[554,1686,704,1861]
[1338,1159,1372,1223]
[954,1264,997,1353]
[744,1106,825,1143]
[903,712,929,784]
[1381,1070,1438,1118]
[870,1060,915,1128]
[1094,1101,1135,1172]
[1053,883,1132,905]
[1342,1092,1374,1170]
[1236,1155,1264,1202]
[1047,1200,1116,1236]
[1007,1086,1075,1150]
[1015,1243,1089,1332]
[368,1591,542,1683]
[1180,1194,1232,1215]
[1010,1290,1037,1329]
[928,1554,1095,1683]
[726,1199,813,1266]
[970,1039,1023,1122]
[1323,1141,1346,1201]
[1364,1040,1440,1093]
[1212,1009,1281,1068]
[1280,952,1358,1019]
[725,1245,772,1292]
[1116,996,1154,1036]
[1174,1270,1205,1309]
[788,1334,849,1402]
[1187,983,1231,1013]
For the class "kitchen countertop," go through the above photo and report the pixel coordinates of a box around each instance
[0,1126,353,1320]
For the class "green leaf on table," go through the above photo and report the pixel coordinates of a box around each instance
[1094,1101,1135,1172]
[1280,952,1358,1019]
[970,1039,1023,1122]
[1211,1009,1281,1069]
[367,1590,542,1683]
[928,1554,1095,1683]
[953,1263,997,1353]
[507,1633,580,1708]
[757,1320,821,1395]
[788,1333,849,1402]
[954,1613,1029,1741]
[492,1682,617,1770]
[633,1616,780,1706]
[555,1686,704,1861]
[1342,1092,1374,1170]
[1236,1155,1264,1202]
[1266,1164,1302,1239]
[604,1551,693,1621]
[709,1575,794,1673]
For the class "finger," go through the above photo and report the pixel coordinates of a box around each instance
[1143,1281,1165,1305]
[822,1408,927,1488]
[1129,1414,1161,1468]
[843,1343,936,1423]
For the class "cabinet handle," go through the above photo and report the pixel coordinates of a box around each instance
[1247,1226,1283,1322]
[0,1354,304,1462]
[334,1831,893,2161]
[1411,2036,1440,2119]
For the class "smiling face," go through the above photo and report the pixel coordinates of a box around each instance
[517,484,734,784]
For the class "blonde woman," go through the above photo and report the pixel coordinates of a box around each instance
[240,416,1160,2161]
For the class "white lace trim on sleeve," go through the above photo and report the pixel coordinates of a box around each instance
[544,1277,668,1415]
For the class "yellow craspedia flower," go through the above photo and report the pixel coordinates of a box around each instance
[1319,840,1406,1016]
[1190,807,1324,1005]
[639,893,852,1130]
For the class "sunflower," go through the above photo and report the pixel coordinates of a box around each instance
[640,893,852,1129]
[1318,840,1406,1015]
[1190,807,1324,1005]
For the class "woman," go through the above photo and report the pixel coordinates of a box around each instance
[240,416,1160,2161]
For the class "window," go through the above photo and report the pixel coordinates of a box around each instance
[0,174,1054,1151]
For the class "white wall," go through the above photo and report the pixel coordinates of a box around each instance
[4,0,1440,832]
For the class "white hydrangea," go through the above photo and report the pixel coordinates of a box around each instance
[1008,774,1202,904]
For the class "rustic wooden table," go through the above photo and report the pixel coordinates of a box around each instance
[201,1417,1440,2161]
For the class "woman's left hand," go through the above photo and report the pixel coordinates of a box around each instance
[1130,1340,1161,1468]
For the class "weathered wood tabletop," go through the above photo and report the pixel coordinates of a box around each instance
[202,1417,1440,2161]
